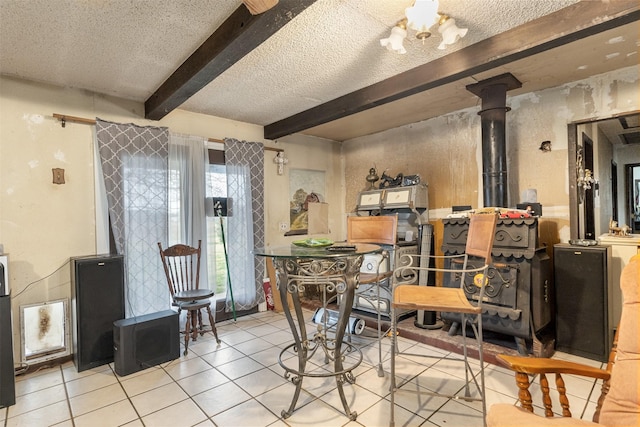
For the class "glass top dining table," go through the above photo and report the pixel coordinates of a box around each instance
[253,242,382,421]
[253,242,381,259]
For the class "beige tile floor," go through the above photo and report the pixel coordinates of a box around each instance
[1,308,605,427]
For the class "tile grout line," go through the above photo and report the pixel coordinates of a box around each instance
[5,309,606,427]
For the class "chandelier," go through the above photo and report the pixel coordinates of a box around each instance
[380,0,468,54]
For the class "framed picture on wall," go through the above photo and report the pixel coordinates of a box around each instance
[287,169,326,235]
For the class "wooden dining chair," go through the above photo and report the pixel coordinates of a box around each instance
[389,213,498,427]
[347,214,397,376]
[158,240,220,355]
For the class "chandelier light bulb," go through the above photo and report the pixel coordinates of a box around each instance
[380,25,408,54]
[405,0,440,34]
[437,17,468,49]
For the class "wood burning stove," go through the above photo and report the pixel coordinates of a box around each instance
[446,74,554,356]
[441,217,554,356]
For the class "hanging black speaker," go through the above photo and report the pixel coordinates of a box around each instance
[71,254,125,372]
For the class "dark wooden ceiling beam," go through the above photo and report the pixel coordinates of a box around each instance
[264,0,640,140]
[145,0,317,121]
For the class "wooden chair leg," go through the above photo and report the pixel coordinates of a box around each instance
[206,306,221,344]
[190,310,198,342]
[197,309,205,335]
[184,311,192,355]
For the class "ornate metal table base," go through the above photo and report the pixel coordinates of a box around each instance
[273,255,365,420]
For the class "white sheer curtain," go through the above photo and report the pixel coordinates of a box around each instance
[168,133,209,289]
[224,138,265,312]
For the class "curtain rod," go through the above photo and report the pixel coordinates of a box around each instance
[52,113,283,152]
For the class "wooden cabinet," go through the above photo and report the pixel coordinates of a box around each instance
[598,234,640,328]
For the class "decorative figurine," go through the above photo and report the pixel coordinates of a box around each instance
[609,218,630,237]
[273,151,288,175]
[379,170,404,189]
[402,174,421,186]
[365,167,379,190]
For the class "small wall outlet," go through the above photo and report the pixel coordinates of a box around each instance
[279,222,288,231]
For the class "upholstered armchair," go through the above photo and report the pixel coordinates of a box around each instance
[487,254,639,427]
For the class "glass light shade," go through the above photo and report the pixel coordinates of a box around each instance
[437,18,468,50]
[242,0,278,15]
[405,0,440,34]
[380,26,407,54]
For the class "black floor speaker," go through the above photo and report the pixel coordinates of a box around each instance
[0,293,16,408]
[113,310,180,376]
[71,254,125,372]
[554,244,613,362]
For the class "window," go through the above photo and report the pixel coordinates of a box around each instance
[205,147,229,299]
[166,141,228,302]
[167,167,182,245]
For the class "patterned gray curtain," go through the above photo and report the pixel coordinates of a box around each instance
[224,138,265,311]
[95,118,170,316]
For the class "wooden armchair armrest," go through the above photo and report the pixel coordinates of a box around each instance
[498,354,609,379]
[497,354,610,419]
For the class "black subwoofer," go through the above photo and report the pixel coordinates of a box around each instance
[71,254,125,372]
[554,244,613,362]
[113,310,180,377]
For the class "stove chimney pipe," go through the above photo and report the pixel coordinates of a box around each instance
[467,73,521,207]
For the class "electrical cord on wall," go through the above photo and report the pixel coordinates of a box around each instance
[12,260,71,299]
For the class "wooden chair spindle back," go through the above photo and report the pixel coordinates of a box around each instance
[158,241,202,299]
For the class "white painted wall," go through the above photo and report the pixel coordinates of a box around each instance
[0,75,343,362]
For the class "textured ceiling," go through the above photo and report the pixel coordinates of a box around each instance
[0,0,637,141]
